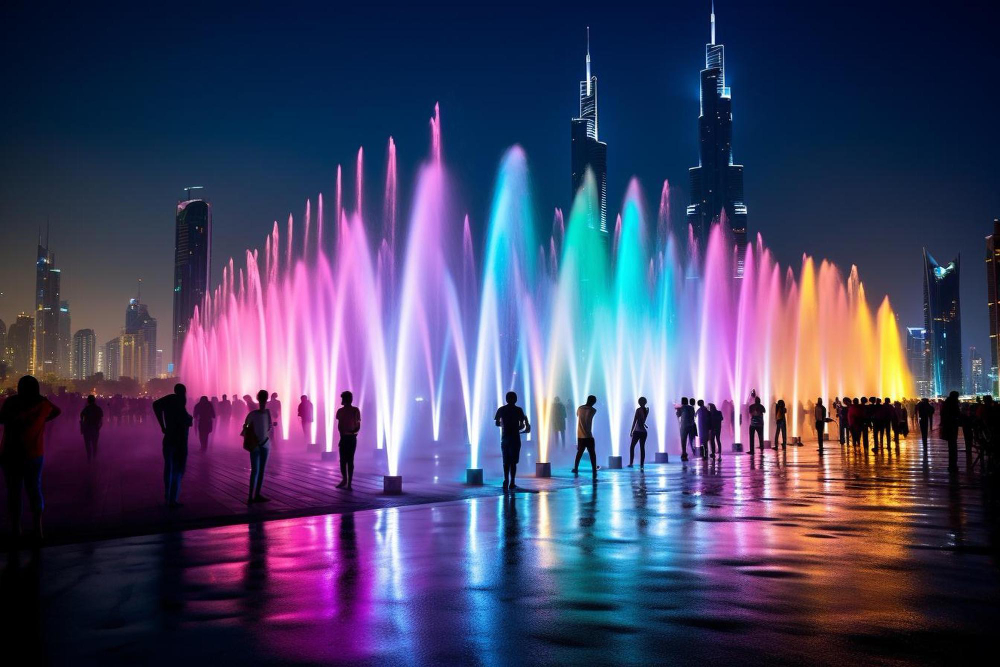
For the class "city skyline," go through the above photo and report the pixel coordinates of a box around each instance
[1,1,998,369]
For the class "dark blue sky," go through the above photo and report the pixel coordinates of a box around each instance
[2,0,998,370]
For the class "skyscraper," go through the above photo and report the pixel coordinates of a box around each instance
[687,2,748,276]
[8,313,35,376]
[34,236,62,376]
[119,332,147,384]
[985,219,1000,395]
[923,249,962,396]
[57,300,71,377]
[172,189,211,369]
[104,337,121,381]
[906,326,931,397]
[72,328,96,380]
[570,28,608,235]
[970,346,984,395]
[0,318,6,370]
[126,283,158,381]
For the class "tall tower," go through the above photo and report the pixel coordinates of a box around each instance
[686,2,748,275]
[72,328,96,380]
[570,27,608,235]
[985,219,1000,395]
[172,188,211,370]
[34,233,62,376]
[127,280,158,381]
[923,249,962,395]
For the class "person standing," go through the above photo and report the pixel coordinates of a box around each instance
[628,397,649,468]
[838,397,851,445]
[572,395,599,478]
[747,396,765,455]
[297,395,314,441]
[494,391,530,491]
[916,397,935,447]
[242,389,273,503]
[696,399,711,459]
[551,396,567,449]
[218,394,233,435]
[335,391,361,489]
[79,394,103,462]
[814,398,827,450]
[193,396,216,452]
[941,391,960,473]
[676,397,696,462]
[0,376,61,541]
[269,393,283,444]
[709,402,724,457]
[153,383,193,508]
[774,399,788,449]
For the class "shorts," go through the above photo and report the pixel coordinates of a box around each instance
[501,437,521,465]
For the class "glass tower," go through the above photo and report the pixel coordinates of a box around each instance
[922,249,962,395]
[687,3,748,276]
[570,28,608,235]
[172,191,211,368]
[985,219,1000,395]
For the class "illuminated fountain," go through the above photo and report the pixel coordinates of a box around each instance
[180,108,910,488]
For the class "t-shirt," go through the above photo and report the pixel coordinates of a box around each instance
[577,405,597,438]
[815,404,827,422]
[80,404,104,432]
[495,404,527,439]
[0,396,58,460]
[298,400,314,422]
[775,404,787,421]
[676,404,695,427]
[748,403,765,426]
[336,405,361,435]
[244,409,273,447]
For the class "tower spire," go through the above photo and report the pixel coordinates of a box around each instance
[585,27,591,96]
[710,1,716,45]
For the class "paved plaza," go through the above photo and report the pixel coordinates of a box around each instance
[2,433,998,665]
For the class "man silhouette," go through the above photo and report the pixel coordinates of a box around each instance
[494,391,530,491]
[572,395,600,478]
[153,384,193,508]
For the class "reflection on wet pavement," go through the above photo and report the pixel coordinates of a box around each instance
[4,440,999,665]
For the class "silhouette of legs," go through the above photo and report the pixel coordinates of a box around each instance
[573,438,597,477]
[249,446,270,500]
[629,432,647,467]
[338,434,357,489]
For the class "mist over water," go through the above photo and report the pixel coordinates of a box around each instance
[180,108,909,475]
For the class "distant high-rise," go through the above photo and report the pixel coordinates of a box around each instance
[172,189,212,368]
[119,332,148,384]
[687,2,748,276]
[72,328,96,380]
[8,313,35,376]
[906,326,931,397]
[34,236,62,376]
[985,219,1000,395]
[104,337,121,381]
[570,28,608,235]
[0,318,6,372]
[57,300,71,377]
[923,249,962,396]
[126,283,158,381]
[970,346,985,395]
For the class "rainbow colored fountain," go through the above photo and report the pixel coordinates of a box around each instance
[180,107,910,486]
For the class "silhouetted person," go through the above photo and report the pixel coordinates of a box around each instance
[269,393,282,443]
[335,391,361,489]
[153,383,193,508]
[893,401,907,444]
[848,397,864,447]
[495,391,530,491]
[709,402,723,456]
[219,394,233,433]
[917,397,934,447]
[882,397,894,446]
[696,399,711,458]
[193,396,216,452]
[241,389,273,502]
[676,397,695,461]
[0,375,61,541]
[573,395,599,477]
[551,396,567,449]
[628,397,649,468]
[814,398,827,450]
[748,396,765,454]
[79,394,103,462]
[297,395,314,440]
[941,391,960,473]
[839,397,851,445]
[774,399,788,449]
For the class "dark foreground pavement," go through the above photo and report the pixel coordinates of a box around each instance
[3,438,999,665]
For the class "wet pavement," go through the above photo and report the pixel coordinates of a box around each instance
[4,438,999,665]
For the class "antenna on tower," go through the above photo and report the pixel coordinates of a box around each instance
[710,1,716,45]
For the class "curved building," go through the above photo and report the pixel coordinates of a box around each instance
[922,249,962,396]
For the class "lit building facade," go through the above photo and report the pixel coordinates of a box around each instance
[34,239,62,376]
[8,313,35,376]
[119,332,148,384]
[906,327,931,398]
[126,292,158,381]
[687,3,748,276]
[57,300,71,377]
[104,337,121,381]
[172,191,211,368]
[923,249,962,396]
[970,346,984,395]
[985,219,1000,395]
[570,28,608,235]
[72,328,97,380]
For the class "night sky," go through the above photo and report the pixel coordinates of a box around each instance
[2,0,998,371]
